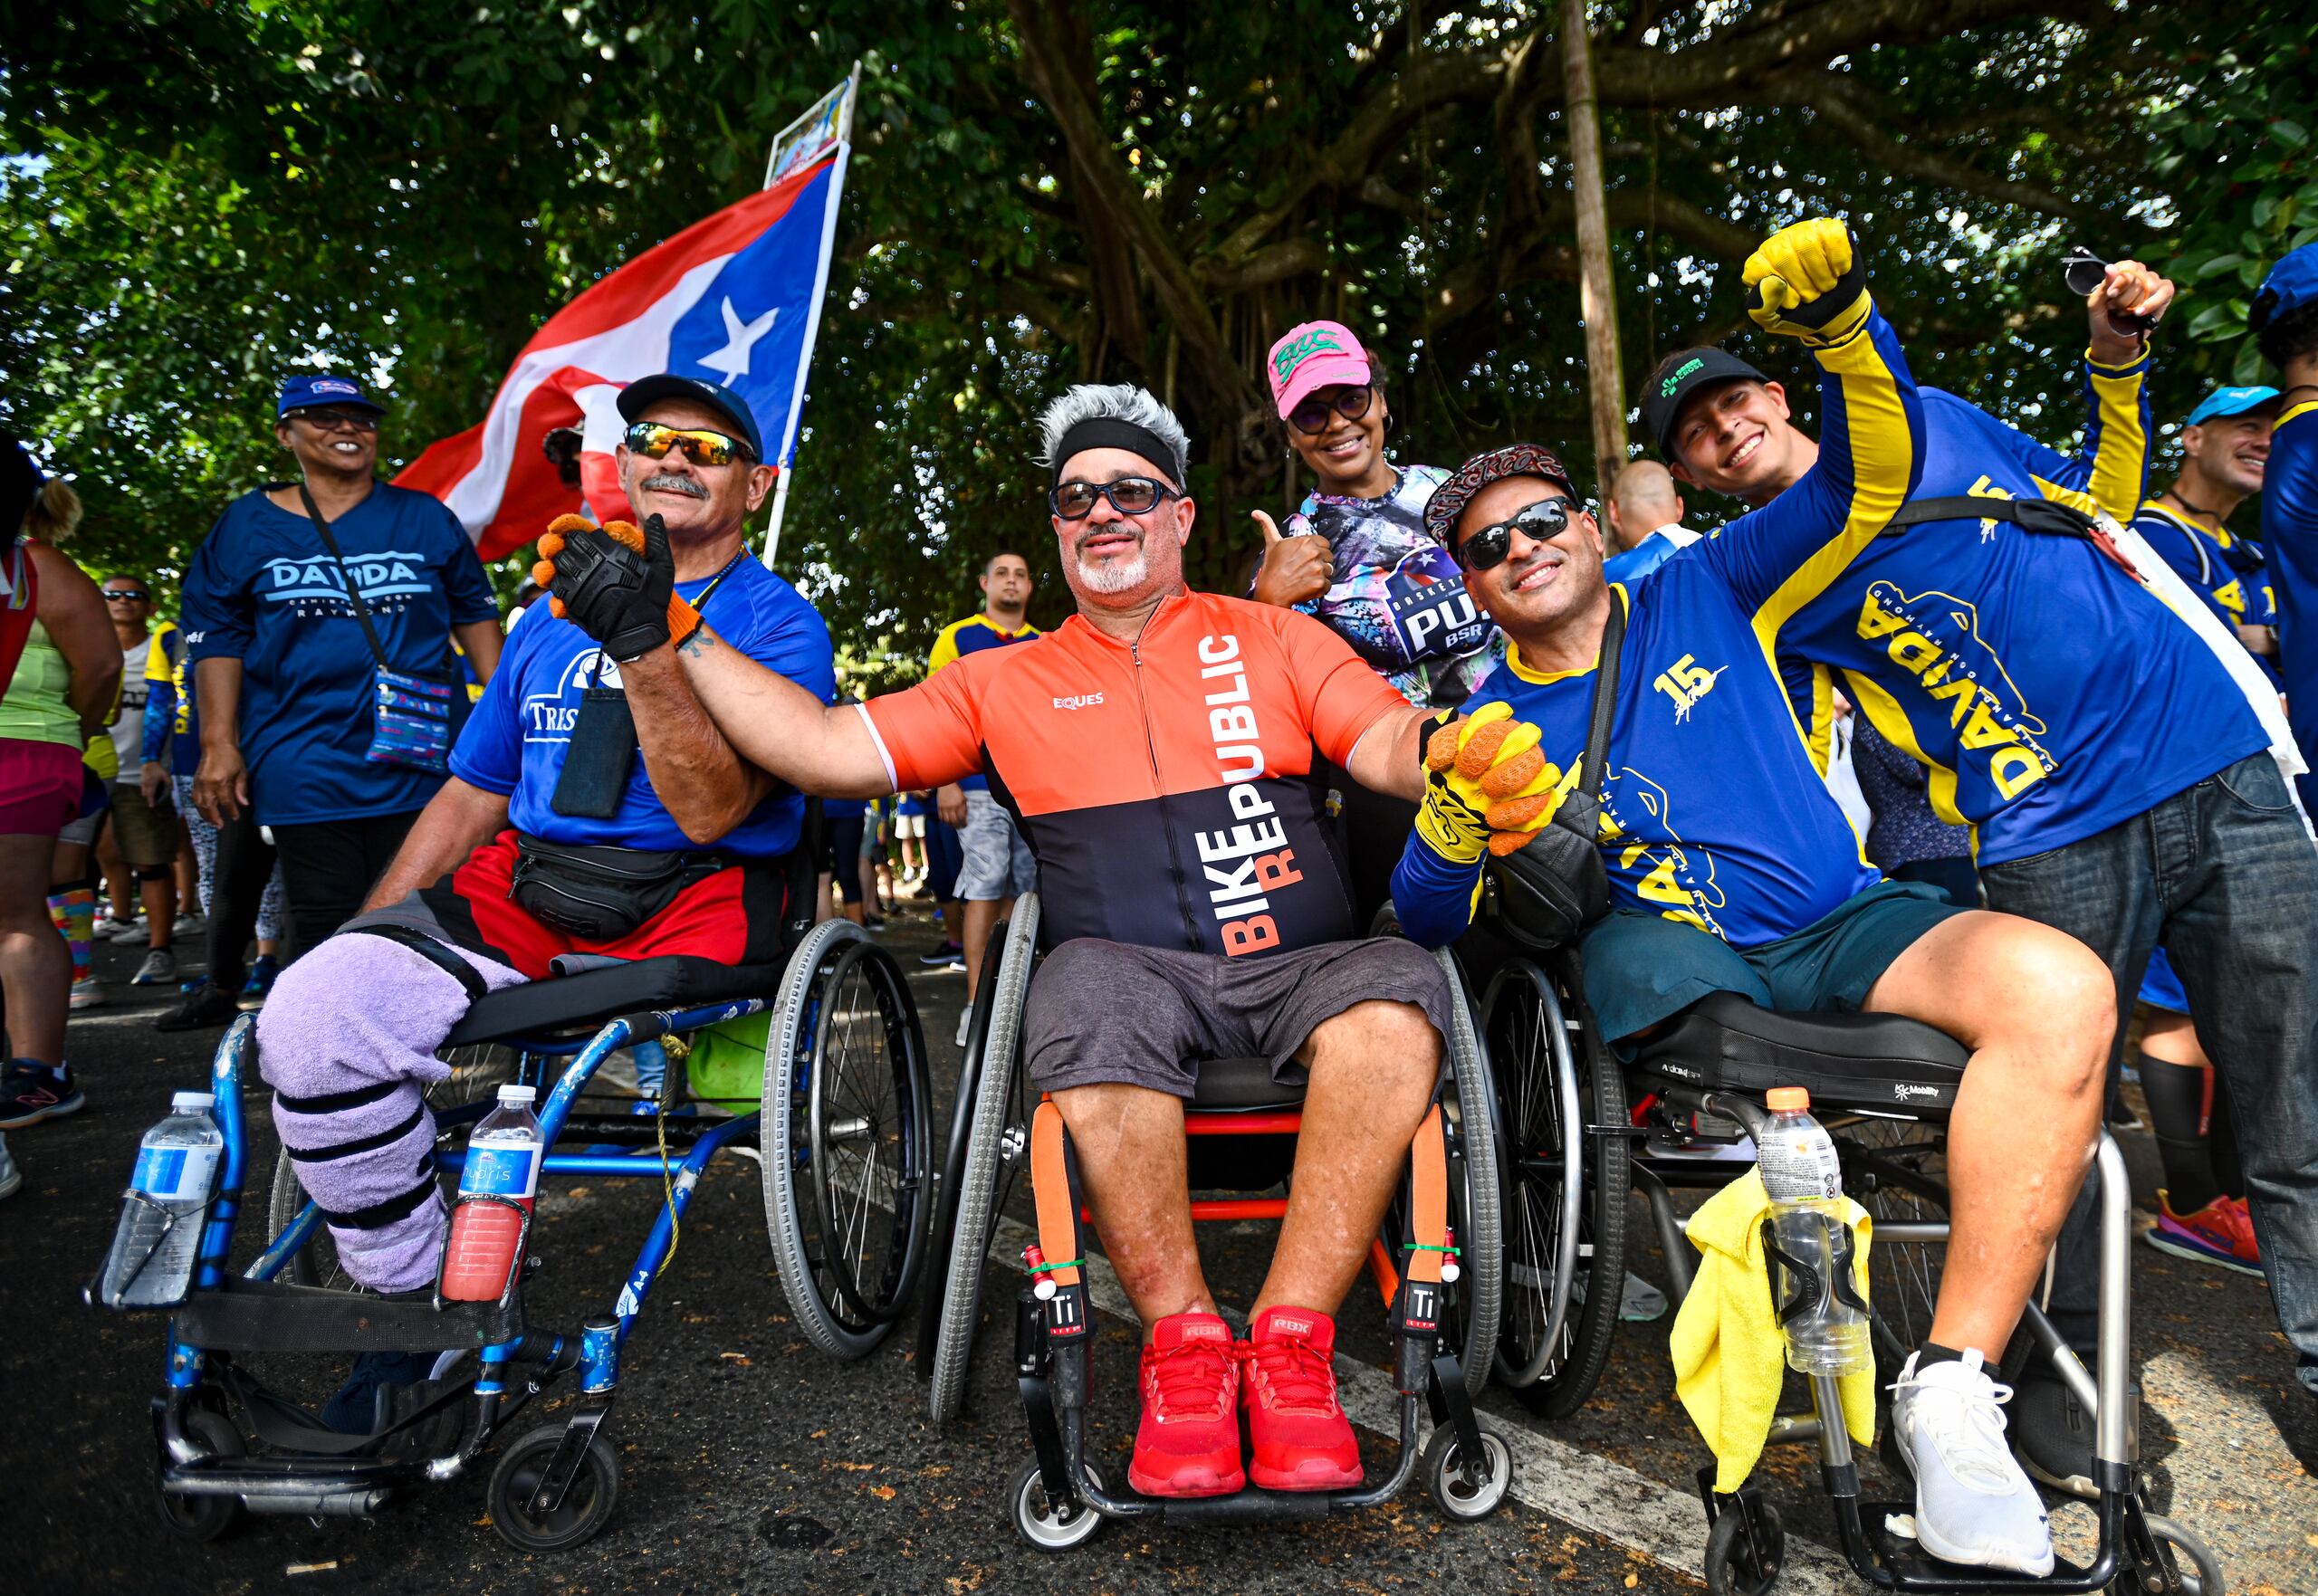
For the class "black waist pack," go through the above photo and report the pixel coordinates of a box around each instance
[1486,595,1624,951]
[507,835,727,942]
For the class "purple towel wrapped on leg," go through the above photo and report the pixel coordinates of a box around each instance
[257,934,525,1292]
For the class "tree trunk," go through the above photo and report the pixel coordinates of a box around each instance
[1561,0,1627,490]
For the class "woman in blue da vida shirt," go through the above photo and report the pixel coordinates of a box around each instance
[181,376,503,957]
[1247,320,1505,925]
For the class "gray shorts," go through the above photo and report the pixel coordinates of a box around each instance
[956,788,1036,901]
[1021,935,1453,1098]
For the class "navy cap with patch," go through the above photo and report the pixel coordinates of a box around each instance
[617,374,766,462]
[1643,346,1769,458]
[277,374,384,416]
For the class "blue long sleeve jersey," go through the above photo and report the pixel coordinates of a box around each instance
[1393,301,1920,951]
[2131,501,2281,690]
[1772,350,2263,865]
[2263,397,2318,808]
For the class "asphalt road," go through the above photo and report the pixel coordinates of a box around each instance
[6,903,2313,1596]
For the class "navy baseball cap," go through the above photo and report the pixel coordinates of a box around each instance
[2184,385,2281,428]
[617,374,766,462]
[2251,243,2318,338]
[1643,346,1770,457]
[277,374,383,416]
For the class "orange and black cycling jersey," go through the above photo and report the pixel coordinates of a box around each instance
[861,589,1409,957]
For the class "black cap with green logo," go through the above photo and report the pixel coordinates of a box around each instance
[1643,346,1769,460]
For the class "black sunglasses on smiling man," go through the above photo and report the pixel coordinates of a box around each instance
[1049,475,1183,521]
[1454,495,1580,572]
[624,421,754,468]
[1287,383,1375,437]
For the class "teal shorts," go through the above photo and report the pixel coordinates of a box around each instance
[1577,879,1968,1051]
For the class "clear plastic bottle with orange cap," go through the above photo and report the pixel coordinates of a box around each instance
[1758,1086,1872,1375]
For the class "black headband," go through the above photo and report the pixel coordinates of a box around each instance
[1051,417,1179,487]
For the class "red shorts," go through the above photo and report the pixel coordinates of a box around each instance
[394,831,790,980]
[0,738,86,838]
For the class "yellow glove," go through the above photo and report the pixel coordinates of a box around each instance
[1415,702,1544,864]
[1744,218,1871,347]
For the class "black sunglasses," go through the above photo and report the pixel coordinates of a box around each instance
[290,407,379,432]
[105,588,151,602]
[1049,476,1181,521]
[1287,384,1375,436]
[1456,496,1579,571]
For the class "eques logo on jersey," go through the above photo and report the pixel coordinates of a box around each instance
[1193,633,1307,958]
[1652,653,1729,723]
[1050,693,1104,711]
[521,647,622,742]
[1854,581,2057,802]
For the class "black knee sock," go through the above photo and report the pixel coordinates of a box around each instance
[2137,1052,2220,1213]
[2208,1069,2246,1203]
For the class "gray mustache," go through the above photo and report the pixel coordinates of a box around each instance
[641,473,708,500]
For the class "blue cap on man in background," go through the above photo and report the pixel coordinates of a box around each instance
[2184,385,2282,428]
[277,374,385,416]
[2251,244,2318,338]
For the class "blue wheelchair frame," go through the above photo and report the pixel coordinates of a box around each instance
[156,994,772,1523]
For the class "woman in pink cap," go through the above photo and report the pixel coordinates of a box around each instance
[1252,320,1503,921]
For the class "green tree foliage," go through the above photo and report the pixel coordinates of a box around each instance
[5,3,2310,686]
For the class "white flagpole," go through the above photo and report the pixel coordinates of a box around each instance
[760,62,860,571]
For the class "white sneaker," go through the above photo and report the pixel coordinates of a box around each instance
[0,1133,20,1199]
[955,1004,973,1048]
[70,975,107,1009]
[99,915,148,943]
[1889,1351,2054,1576]
[132,948,179,986]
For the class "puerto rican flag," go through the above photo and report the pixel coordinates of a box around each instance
[396,151,846,560]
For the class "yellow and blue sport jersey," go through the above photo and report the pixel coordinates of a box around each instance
[927,613,1041,792]
[1762,358,2267,865]
[2262,397,2318,809]
[2132,500,2279,687]
[1394,301,1917,951]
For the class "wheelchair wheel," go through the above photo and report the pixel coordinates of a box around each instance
[1702,1496,1786,1595]
[926,893,1041,1425]
[2133,1514,2224,1596]
[1489,955,1629,1418]
[155,1406,244,1543]
[762,919,934,1358]
[1836,1123,1948,1374]
[487,1422,619,1552]
[1409,947,1501,1401]
[1009,1459,1107,1553]
[1423,1419,1515,1522]
[914,916,1011,1378]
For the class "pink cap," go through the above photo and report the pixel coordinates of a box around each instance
[1267,320,1373,420]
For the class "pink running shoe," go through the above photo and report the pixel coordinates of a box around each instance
[1128,1312,1245,1498]
[2142,1190,2264,1278]
[1241,1306,1362,1491]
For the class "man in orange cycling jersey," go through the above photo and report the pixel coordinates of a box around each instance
[542,383,1537,1499]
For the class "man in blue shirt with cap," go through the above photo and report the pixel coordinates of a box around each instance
[2254,244,2318,808]
[2135,384,2283,678]
[182,375,503,957]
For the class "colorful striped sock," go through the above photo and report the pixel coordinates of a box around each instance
[47,887,96,981]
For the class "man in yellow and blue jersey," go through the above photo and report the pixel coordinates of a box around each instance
[928,550,1042,1042]
[1654,252,2318,1467]
[1395,220,2116,1576]
[2254,244,2318,803]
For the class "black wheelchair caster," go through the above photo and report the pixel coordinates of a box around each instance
[156,1408,245,1543]
[488,1422,620,1552]
[1703,1496,1785,1595]
[2132,1514,2224,1596]
[1009,1459,1106,1553]
[1423,1419,1515,1522]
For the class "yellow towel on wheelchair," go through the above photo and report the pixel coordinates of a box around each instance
[1670,1167,1876,1493]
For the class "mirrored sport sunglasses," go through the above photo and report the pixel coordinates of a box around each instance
[104,588,151,602]
[1049,475,1182,521]
[1456,495,1578,571]
[1287,383,1375,436]
[290,407,378,432]
[624,421,753,467]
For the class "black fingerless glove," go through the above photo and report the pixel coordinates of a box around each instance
[550,513,689,661]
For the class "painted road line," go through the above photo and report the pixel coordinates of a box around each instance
[988,1217,1856,1591]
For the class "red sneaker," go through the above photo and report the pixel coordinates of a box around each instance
[2144,1190,2265,1278]
[1128,1312,1245,1498]
[1241,1306,1362,1491]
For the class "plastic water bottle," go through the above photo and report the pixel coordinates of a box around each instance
[1757,1086,1872,1376]
[99,1091,225,1308]
[439,1085,543,1302]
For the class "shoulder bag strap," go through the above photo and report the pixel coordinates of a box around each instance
[294,481,391,672]
[1549,591,1626,840]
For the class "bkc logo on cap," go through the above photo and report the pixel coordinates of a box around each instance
[1271,330,1346,383]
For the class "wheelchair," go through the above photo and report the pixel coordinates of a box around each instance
[913,893,1514,1548]
[1469,911,2223,1594]
[125,836,933,1553]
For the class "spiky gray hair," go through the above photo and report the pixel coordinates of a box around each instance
[1035,383,1191,488]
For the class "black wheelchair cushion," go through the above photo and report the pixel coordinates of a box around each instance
[1631,993,1967,1120]
[443,955,787,1047]
[1189,1056,1306,1112]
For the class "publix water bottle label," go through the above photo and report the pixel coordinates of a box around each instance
[1760,1132,1841,1201]
[465,1143,541,1199]
[133,1143,221,1203]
